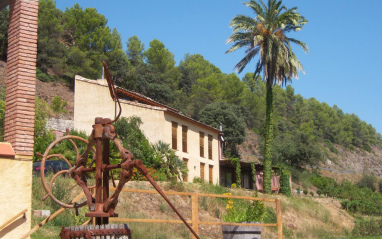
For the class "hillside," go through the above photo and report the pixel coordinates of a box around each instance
[0,61,74,119]
[2,60,382,178]
[32,179,355,239]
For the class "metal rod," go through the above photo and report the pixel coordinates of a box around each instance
[102,138,110,224]
[95,138,103,225]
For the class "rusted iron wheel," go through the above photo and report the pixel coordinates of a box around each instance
[40,135,96,208]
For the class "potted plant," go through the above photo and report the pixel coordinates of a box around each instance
[221,193,265,239]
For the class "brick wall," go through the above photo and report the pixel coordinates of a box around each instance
[4,0,38,156]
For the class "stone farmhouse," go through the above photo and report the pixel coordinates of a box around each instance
[74,75,222,184]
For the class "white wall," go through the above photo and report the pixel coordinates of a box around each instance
[74,76,220,184]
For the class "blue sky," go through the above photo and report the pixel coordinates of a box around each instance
[56,1,382,134]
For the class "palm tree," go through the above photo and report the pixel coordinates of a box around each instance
[226,0,308,193]
[152,141,188,181]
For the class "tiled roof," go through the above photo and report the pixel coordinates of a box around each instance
[0,142,15,159]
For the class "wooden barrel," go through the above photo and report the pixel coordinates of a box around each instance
[221,222,262,239]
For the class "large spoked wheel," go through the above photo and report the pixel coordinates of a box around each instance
[40,135,96,208]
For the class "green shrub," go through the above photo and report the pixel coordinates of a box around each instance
[352,218,382,237]
[263,206,277,224]
[193,177,204,183]
[303,189,308,195]
[357,174,377,192]
[50,96,68,114]
[223,194,265,223]
[379,180,382,194]
[36,68,55,82]
[280,169,291,196]
[325,139,338,154]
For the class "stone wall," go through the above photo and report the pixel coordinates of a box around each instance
[46,118,74,132]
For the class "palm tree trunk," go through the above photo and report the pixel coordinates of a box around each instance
[263,86,274,194]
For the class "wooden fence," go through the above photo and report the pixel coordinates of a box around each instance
[0,209,27,231]
[109,187,283,239]
[23,187,283,239]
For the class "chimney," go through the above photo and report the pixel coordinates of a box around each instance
[4,0,39,157]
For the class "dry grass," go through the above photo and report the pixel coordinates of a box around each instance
[31,178,356,239]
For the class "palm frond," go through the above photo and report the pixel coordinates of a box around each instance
[226,0,307,87]
[234,47,260,73]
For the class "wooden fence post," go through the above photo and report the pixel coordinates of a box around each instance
[276,198,283,239]
[191,194,199,239]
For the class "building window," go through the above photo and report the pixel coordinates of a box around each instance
[220,169,233,187]
[199,132,204,157]
[172,122,178,150]
[200,163,205,180]
[209,165,213,183]
[183,158,188,182]
[182,125,188,153]
[208,135,213,159]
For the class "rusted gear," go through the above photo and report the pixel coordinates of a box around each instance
[40,135,96,208]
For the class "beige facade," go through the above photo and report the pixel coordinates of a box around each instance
[0,143,32,239]
[74,76,221,184]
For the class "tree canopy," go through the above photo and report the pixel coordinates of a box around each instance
[0,1,380,173]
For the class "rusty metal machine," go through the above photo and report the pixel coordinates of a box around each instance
[39,61,199,239]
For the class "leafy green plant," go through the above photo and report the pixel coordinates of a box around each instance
[280,169,291,196]
[214,207,221,219]
[230,157,241,188]
[352,218,382,237]
[303,189,308,195]
[50,96,68,114]
[151,141,187,181]
[160,203,165,213]
[357,174,377,192]
[325,139,338,154]
[36,68,55,82]
[222,193,265,223]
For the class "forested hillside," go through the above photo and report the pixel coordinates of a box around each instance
[0,0,381,170]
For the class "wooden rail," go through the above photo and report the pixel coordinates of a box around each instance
[110,187,283,239]
[25,187,283,239]
[0,208,27,231]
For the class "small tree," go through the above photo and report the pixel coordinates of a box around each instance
[50,96,68,114]
[152,141,187,181]
[357,174,377,192]
[230,157,241,188]
[280,169,291,196]
[199,101,246,155]
[114,116,158,167]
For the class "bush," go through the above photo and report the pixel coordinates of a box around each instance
[379,180,382,194]
[352,218,382,237]
[36,68,55,82]
[324,139,338,154]
[50,96,68,114]
[223,194,265,223]
[357,174,377,192]
[280,169,291,196]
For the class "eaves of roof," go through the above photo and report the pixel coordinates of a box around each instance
[76,75,220,134]
[116,87,219,133]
